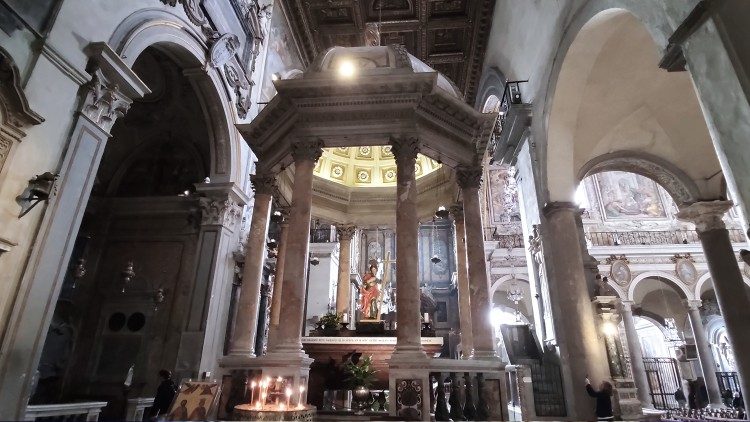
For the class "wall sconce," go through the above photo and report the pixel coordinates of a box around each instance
[434,205,449,219]
[430,254,441,264]
[18,172,58,217]
[309,256,320,266]
[120,259,167,310]
[270,210,284,224]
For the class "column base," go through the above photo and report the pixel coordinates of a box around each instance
[613,378,645,420]
[388,350,431,421]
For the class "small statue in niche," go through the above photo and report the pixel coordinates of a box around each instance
[359,264,381,320]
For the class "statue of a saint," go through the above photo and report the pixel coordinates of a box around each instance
[359,264,381,320]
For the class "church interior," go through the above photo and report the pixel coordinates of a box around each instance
[1,0,750,421]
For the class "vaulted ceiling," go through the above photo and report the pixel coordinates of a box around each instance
[281,0,496,104]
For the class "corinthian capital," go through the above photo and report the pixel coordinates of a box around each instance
[336,225,357,241]
[676,200,732,233]
[291,140,324,163]
[389,137,420,165]
[199,197,242,228]
[456,166,483,190]
[82,70,132,133]
[448,204,464,221]
[250,173,276,195]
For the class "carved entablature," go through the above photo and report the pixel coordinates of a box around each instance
[199,197,243,228]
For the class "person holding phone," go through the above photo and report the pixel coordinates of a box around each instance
[586,377,614,421]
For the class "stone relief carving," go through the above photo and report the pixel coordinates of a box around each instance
[209,33,241,68]
[672,253,697,285]
[160,0,207,26]
[81,70,132,133]
[223,62,252,118]
[199,197,242,227]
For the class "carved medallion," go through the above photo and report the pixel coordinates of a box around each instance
[675,258,698,285]
[609,260,631,286]
[209,33,241,68]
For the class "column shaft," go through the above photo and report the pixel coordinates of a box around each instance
[542,202,609,421]
[267,218,289,349]
[686,301,722,405]
[678,201,750,403]
[621,302,653,407]
[391,137,424,355]
[273,141,322,354]
[451,205,474,357]
[457,167,496,358]
[335,226,355,316]
[228,179,274,356]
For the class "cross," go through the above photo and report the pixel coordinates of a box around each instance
[376,251,396,321]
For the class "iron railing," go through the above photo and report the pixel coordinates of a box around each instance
[586,228,745,247]
[717,371,741,396]
[522,359,566,417]
[643,357,681,410]
[483,228,525,247]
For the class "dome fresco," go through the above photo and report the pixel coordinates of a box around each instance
[313,146,441,187]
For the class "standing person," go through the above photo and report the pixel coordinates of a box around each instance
[675,387,687,408]
[586,378,614,421]
[151,369,177,420]
[688,381,698,409]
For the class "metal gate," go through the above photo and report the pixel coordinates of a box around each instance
[643,357,681,409]
[716,371,741,396]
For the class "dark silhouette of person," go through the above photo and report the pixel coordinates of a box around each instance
[151,369,177,419]
[674,387,687,408]
[688,380,698,409]
[167,400,188,421]
[585,378,614,421]
[188,398,208,420]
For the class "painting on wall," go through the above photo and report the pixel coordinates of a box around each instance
[486,165,520,226]
[259,4,303,103]
[593,171,667,220]
[166,381,222,421]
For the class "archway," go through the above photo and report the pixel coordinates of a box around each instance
[546,10,723,205]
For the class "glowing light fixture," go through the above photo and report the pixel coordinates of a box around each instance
[337,59,356,78]
[601,321,618,337]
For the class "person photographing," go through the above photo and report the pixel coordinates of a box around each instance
[586,377,614,421]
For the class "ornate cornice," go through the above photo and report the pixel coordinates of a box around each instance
[250,173,277,195]
[456,166,483,190]
[0,47,44,129]
[291,139,323,163]
[676,200,732,233]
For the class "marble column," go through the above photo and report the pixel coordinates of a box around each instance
[685,300,722,405]
[390,137,425,357]
[273,140,323,355]
[678,201,750,404]
[621,301,653,408]
[335,225,356,317]
[542,202,609,421]
[267,209,289,350]
[450,204,474,357]
[457,166,497,359]
[228,174,275,356]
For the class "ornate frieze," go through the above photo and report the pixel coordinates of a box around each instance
[199,197,242,227]
[456,166,483,190]
[290,140,324,163]
[160,0,207,26]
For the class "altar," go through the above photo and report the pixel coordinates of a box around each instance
[302,336,444,409]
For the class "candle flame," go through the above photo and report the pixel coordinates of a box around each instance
[300,386,306,392]
[286,388,292,396]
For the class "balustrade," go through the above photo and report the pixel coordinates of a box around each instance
[24,402,108,421]
[586,229,745,247]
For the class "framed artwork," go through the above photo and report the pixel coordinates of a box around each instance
[166,380,221,421]
[675,259,697,285]
[593,172,668,220]
[610,260,632,286]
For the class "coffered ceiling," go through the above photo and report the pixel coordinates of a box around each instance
[280,0,496,104]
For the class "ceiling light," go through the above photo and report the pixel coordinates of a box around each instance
[337,59,356,78]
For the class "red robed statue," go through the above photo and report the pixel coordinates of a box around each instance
[359,264,381,320]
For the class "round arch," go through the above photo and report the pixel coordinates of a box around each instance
[543,5,723,204]
[628,271,693,302]
[577,151,700,206]
[108,9,240,184]
[695,273,750,299]
[474,66,507,112]
[490,273,530,298]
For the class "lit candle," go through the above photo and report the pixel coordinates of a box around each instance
[342,313,348,324]
[279,403,286,411]
[286,387,292,408]
[250,380,257,403]
[423,312,430,323]
[298,385,306,408]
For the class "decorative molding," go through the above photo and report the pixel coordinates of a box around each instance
[209,33,240,68]
[199,197,242,227]
[0,47,44,129]
[160,0,207,26]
